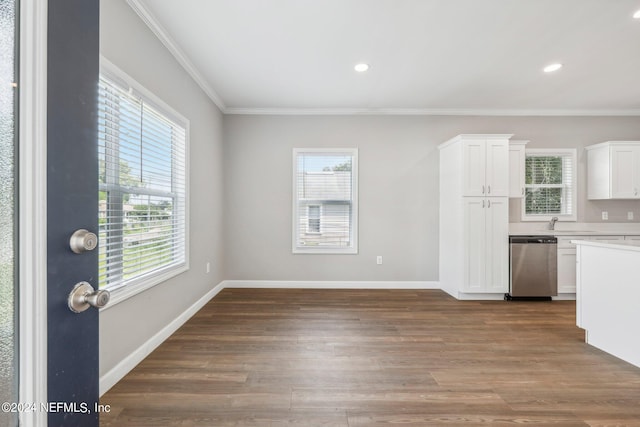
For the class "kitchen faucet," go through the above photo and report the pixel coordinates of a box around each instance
[548,216,559,230]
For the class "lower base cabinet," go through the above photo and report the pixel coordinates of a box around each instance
[557,248,577,293]
[556,235,629,293]
[463,197,509,293]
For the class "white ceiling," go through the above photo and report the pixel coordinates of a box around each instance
[131,0,640,115]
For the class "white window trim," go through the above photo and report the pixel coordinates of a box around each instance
[521,148,577,222]
[292,148,358,254]
[99,57,190,309]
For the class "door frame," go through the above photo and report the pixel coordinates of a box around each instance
[18,0,48,426]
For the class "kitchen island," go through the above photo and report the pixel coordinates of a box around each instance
[573,239,640,368]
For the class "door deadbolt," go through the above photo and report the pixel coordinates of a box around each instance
[69,229,98,253]
[68,282,110,313]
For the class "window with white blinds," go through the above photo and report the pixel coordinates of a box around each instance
[293,149,358,254]
[98,62,188,295]
[522,149,576,221]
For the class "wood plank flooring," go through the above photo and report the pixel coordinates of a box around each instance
[100,289,640,426]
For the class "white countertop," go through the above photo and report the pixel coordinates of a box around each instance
[509,222,640,237]
[571,239,640,252]
[548,230,630,236]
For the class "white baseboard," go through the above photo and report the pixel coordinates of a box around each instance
[456,292,507,301]
[222,280,440,289]
[553,293,577,301]
[99,281,225,396]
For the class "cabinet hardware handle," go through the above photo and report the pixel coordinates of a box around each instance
[482,185,485,194]
[488,185,491,194]
[482,200,485,208]
[488,199,491,208]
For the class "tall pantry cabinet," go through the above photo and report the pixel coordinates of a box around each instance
[439,134,512,299]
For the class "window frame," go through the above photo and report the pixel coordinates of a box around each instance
[99,57,190,307]
[292,148,358,254]
[521,148,577,222]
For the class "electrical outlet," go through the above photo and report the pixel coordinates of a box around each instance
[376,256,383,265]
[629,212,635,220]
[206,262,211,273]
[602,211,608,221]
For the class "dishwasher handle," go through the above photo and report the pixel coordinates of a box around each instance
[509,236,557,244]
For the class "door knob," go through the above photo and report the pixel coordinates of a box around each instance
[69,229,98,253]
[68,282,110,313]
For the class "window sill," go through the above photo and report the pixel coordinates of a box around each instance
[100,262,189,310]
[293,247,358,254]
[521,214,577,222]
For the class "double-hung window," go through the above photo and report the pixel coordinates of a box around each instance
[98,60,188,301]
[522,149,576,221]
[293,149,358,254]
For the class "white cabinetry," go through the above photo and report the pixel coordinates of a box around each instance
[462,138,509,197]
[439,134,512,299]
[557,249,577,293]
[575,241,640,368]
[463,198,509,292]
[508,141,527,198]
[586,141,640,200]
[557,235,625,293]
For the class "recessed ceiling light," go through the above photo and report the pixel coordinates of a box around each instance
[354,63,369,73]
[543,63,563,73]
[633,9,640,19]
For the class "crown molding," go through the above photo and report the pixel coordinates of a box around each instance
[224,107,640,116]
[126,0,226,112]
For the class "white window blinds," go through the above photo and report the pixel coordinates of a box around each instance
[524,151,575,218]
[293,149,358,254]
[98,72,187,291]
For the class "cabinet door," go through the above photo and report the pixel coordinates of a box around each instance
[611,146,639,198]
[485,198,509,292]
[509,145,525,198]
[485,140,509,197]
[463,198,486,292]
[557,248,577,293]
[462,140,487,197]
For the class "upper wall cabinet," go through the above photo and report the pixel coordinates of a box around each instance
[508,140,528,198]
[586,141,640,200]
[447,135,510,197]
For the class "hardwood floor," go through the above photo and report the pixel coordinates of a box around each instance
[100,289,640,426]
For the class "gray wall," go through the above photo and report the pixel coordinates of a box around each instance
[504,116,640,223]
[99,0,225,378]
[224,115,640,282]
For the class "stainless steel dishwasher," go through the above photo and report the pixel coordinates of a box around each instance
[507,235,558,300]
